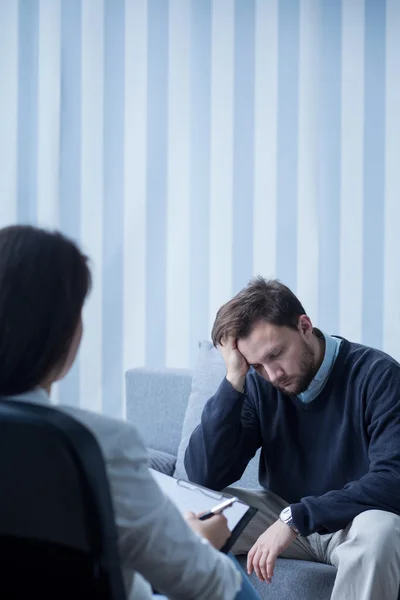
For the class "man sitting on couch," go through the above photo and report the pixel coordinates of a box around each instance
[185,277,400,600]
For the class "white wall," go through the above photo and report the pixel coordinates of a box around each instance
[1,0,399,416]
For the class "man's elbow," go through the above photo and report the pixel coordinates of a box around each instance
[184,445,205,484]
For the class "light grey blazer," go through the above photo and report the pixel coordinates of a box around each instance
[3,388,241,600]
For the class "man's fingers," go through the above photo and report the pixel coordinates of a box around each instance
[247,547,274,584]
[247,544,257,574]
[259,551,269,582]
[266,552,277,581]
[252,549,264,582]
[220,335,236,349]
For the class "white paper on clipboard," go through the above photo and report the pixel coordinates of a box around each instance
[150,468,249,532]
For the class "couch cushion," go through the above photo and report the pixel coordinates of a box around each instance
[236,556,336,599]
[174,341,261,489]
[148,448,176,476]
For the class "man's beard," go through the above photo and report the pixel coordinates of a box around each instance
[274,341,318,397]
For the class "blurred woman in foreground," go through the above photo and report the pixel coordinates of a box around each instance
[0,225,259,600]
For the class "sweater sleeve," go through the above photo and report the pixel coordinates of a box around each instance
[291,364,400,536]
[184,376,262,490]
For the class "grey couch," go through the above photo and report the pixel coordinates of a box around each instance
[125,365,337,599]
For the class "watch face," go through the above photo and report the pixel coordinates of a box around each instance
[281,507,291,519]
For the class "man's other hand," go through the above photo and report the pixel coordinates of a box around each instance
[247,519,297,583]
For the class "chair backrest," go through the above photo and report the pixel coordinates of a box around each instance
[0,399,126,600]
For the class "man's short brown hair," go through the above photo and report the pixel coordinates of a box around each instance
[211,277,306,346]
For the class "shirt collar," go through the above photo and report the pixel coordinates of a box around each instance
[297,331,342,404]
[0,387,51,405]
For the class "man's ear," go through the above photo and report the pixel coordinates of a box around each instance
[298,314,313,336]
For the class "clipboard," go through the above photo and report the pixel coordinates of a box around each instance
[150,468,257,553]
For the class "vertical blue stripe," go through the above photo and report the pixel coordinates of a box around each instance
[145,0,168,367]
[232,0,255,294]
[17,0,39,224]
[189,0,212,364]
[59,0,82,407]
[59,0,82,242]
[318,0,341,333]
[276,0,300,291]
[102,0,125,417]
[362,0,386,349]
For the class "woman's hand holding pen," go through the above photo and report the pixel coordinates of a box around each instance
[185,511,231,550]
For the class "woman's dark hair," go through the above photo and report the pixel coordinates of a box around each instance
[0,225,91,395]
[211,277,306,346]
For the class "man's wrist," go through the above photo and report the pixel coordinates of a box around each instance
[279,506,300,535]
[226,374,246,393]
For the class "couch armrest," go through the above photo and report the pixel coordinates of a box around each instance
[148,449,177,476]
[125,368,193,456]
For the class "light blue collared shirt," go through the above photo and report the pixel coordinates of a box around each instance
[297,332,342,404]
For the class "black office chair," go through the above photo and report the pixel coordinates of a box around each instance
[0,399,126,600]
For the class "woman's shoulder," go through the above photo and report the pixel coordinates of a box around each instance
[57,403,148,463]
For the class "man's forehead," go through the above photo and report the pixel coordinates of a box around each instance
[238,323,285,360]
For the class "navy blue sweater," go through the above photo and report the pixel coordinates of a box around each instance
[184,339,400,536]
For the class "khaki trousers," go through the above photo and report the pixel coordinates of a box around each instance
[226,487,400,600]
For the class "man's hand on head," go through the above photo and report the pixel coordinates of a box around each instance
[218,336,250,392]
[247,519,298,584]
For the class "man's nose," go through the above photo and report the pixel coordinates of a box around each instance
[265,365,284,384]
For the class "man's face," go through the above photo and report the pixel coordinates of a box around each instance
[237,320,318,396]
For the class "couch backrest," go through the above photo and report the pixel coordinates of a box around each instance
[125,368,193,456]
[126,357,262,490]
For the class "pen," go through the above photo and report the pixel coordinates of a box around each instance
[199,496,238,520]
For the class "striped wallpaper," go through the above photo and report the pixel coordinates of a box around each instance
[0,0,400,417]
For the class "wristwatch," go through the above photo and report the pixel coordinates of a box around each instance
[279,506,300,535]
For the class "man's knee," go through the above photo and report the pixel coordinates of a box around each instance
[350,510,400,560]
[352,510,400,537]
